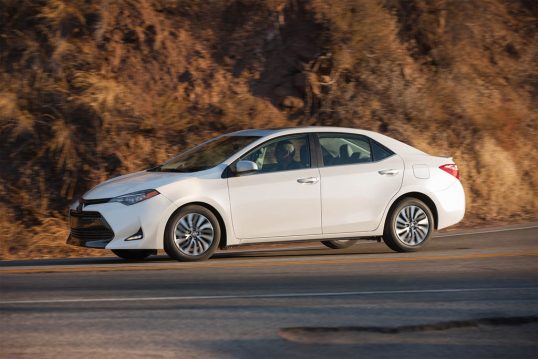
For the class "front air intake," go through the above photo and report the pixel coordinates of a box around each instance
[69,210,114,242]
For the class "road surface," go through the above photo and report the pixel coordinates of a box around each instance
[1,224,537,358]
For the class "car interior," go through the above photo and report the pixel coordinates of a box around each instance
[241,135,375,173]
[319,136,372,166]
[245,137,311,173]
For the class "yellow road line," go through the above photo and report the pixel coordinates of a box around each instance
[1,251,537,274]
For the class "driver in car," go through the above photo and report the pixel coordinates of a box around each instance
[275,140,303,171]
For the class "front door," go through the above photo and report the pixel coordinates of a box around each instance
[227,134,322,239]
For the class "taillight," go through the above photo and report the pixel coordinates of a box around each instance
[439,164,460,180]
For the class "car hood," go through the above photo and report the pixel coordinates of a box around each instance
[83,171,190,199]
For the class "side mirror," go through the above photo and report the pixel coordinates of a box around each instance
[236,160,258,175]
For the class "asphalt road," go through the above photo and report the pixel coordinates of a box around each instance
[1,224,537,358]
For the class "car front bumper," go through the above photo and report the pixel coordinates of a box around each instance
[66,194,176,250]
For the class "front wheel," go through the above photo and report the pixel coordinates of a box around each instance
[383,198,434,252]
[111,249,155,260]
[321,239,356,249]
[164,205,221,262]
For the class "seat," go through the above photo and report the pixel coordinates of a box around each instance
[350,152,371,163]
[350,152,362,163]
[339,144,353,164]
[299,144,310,167]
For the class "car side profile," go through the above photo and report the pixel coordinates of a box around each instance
[67,127,465,261]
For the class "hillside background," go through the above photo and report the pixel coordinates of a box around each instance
[0,0,536,259]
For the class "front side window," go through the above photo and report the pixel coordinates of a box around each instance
[153,135,260,173]
[319,134,372,167]
[239,135,311,174]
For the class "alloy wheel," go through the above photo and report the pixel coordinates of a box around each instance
[174,213,215,256]
[394,205,430,246]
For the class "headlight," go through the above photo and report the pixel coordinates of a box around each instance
[109,189,160,206]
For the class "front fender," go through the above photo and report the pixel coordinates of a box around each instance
[157,177,238,248]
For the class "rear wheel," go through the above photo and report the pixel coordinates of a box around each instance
[321,239,356,249]
[383,198,433,252]
[111,249,155,260]
[164,205,221,262]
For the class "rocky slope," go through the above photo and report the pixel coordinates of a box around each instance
[0,0,536,258]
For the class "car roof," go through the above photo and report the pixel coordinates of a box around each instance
[231,126,365,136]
[229,127,426,156]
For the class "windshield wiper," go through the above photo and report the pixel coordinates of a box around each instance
[148,165,210,173]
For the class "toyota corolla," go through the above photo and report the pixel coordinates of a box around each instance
[67,127,465,261]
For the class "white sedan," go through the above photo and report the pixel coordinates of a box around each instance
[67,127,465,261]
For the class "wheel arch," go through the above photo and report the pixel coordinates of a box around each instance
[386,192,439,230]
[165,201,228,249]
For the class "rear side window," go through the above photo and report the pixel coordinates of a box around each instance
[371,140,394,161]
[318,134,372,167]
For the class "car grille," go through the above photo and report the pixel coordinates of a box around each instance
[69,210,114,241]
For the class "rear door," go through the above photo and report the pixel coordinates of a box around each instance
[317,133,404,233]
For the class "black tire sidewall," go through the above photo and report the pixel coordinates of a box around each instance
[164,205,221,261]
[384,198,433,252]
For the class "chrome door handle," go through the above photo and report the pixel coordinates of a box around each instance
[378,169,400,176]
[297,177,319,184]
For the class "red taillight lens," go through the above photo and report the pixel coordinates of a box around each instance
[439,164,460,180]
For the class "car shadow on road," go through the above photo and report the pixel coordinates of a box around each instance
[0,242,400,267]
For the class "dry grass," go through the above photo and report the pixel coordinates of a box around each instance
[0,0,536,259]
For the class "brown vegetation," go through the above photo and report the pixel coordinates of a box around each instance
[0,0,537,259]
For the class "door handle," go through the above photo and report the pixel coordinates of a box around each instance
[378,169,400,176]
[297,177,319,184]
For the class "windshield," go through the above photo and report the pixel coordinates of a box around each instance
[151,135,260,173]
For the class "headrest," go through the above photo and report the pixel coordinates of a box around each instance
[276,141,295,157]
[340,144,353,159]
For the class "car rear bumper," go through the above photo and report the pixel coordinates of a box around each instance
[434,180,466,229]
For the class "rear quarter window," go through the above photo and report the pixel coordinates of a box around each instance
[371,140,395,161]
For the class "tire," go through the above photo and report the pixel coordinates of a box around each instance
[383,197,434,252]
[111,249,155,260]
[164,205,221,262]
[321,239,356,249]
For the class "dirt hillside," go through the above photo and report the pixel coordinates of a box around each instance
[0,0,537,259]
